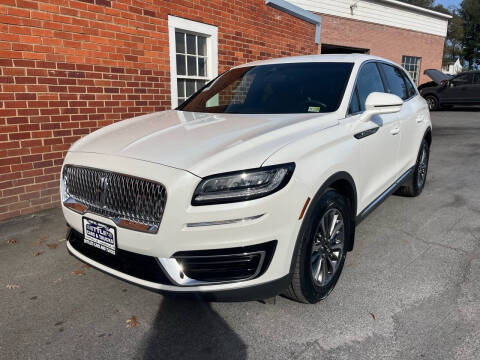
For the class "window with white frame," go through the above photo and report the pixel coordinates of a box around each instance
[401,56,421,85]
[168,16,218,108]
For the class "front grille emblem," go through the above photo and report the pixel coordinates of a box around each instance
[95,176,109,207]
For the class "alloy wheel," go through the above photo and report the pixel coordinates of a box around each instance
[310,208,345,287]
[417,144,428,188]
[426,96,437,111]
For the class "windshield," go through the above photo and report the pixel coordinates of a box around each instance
[178,62,354,114]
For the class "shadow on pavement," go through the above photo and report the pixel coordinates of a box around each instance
[141,297,247,360]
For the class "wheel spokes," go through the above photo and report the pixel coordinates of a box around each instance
[417,146,428,186]
[320,256,328,285]
[328,212,339,236]
[330,241,343,251]
[310,208,345,287]
[329,217,342,239]
[314,256,323,282]
[329,251,339,262]
[319,215,328,238]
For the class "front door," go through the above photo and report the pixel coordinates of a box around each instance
[378,64,426,174]
[348,62,401,211]
[352,112,402,210]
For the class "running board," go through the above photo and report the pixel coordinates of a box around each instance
[356,167,414,224]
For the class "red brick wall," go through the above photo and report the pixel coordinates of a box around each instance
[319,14,445,85]
[0,0,318,221]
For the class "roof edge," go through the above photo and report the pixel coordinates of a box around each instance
[377,0,452,19]
[266,0,322,43]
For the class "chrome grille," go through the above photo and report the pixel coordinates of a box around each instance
[62,166,167,229]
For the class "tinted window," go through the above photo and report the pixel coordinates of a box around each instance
[349,88,361,114]
[179,62,354,114]
[350,62,385,114]
[451,73,472,86]
[402,71,417,98]
[474,73,480,84]
[379,64,409,100]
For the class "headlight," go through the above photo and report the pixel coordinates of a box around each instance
[192,163,295,205]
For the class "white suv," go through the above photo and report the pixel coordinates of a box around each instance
[61,54,431,303]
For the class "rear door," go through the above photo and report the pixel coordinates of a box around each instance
[348,61,402,210]
[378,63,425,174]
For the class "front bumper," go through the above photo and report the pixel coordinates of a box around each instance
[61,151,308,299]
[66,228,290,301]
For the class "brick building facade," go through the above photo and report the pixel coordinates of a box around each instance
[0,0,449,221]
[320,14,446,85]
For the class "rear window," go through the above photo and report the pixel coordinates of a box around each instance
[178,62,354,114]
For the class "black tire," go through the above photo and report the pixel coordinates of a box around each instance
[395,139,430,197]
[284,190,351,304]
[425,95,439,111]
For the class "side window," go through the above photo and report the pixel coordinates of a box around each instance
[379,64,409,100]
[401,70,417,98]
[451,73,472,86]
[350,62,385,114]
[349,88,361,114]
[474,73,480,84]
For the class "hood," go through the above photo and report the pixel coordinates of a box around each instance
[69,110,338,177]
[424,69,452,84]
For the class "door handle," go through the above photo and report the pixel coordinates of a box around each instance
[390,127,400,135]
[354,127,379,139]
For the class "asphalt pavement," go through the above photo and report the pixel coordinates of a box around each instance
[1,109,479,360]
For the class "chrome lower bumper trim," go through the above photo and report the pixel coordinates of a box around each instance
[158,251,266,286]
[185,214,265,228]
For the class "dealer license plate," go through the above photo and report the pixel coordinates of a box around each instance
[82,217,116,255]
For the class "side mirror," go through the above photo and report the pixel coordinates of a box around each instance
[360,92,403,122]
[440,79,448,87]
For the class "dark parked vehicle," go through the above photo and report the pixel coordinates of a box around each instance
[419,69,480,110]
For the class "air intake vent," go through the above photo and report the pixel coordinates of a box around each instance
[174,241,277,283]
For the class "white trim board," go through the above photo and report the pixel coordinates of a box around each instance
[289,0,450,37]
[168,16,218,109]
